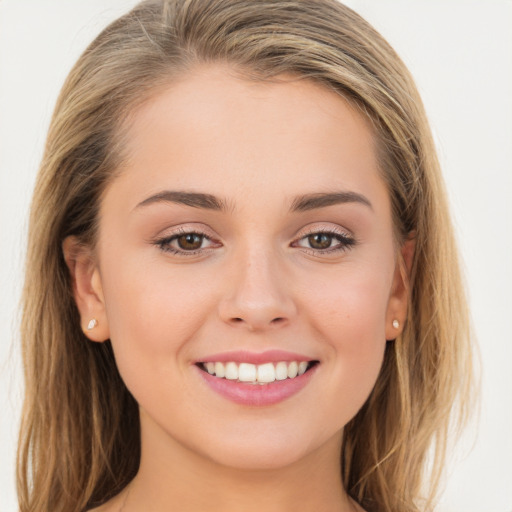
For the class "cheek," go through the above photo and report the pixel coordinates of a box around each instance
[98,248,213,377]
[305,261,391,342]
[300,261,392,404]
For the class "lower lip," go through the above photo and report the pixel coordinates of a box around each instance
[195,364,318,406]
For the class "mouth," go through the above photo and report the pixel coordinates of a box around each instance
[196,360,319,385]
[194,350,320,405]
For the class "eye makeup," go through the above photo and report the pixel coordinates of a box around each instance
[153,224,357,258]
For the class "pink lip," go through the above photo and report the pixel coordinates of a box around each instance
[194,360,318,407]
[196,349,315,365]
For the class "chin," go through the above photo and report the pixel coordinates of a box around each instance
[189,421,341,472]
[204,441,313,471]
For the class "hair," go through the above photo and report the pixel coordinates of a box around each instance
[17,1,474,511]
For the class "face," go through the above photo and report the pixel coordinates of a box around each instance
[68,64,409,471]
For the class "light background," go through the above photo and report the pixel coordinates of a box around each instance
[0,1,511,511]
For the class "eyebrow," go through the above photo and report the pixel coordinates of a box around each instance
[289,191,373,212]
[135,190,373,213]
[136,191,230,211]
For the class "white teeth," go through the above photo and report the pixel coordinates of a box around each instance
[238,363,257,382]
[287,361,298,378]
[202,360,314,384]
[257,363,276,383]
[225,362,239,380]
[275,361,288,381]
[214,362,225,378]
[298,361,308,375]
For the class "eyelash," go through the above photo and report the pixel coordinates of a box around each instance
[154,227,356,257]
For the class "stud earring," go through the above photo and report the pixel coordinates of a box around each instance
[392,319,400,329]
[87,318,98,330]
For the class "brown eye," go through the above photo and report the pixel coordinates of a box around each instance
[156,229,220,256]
[176,233,204,250]
[307,233,334,249]
[294,229,356,255]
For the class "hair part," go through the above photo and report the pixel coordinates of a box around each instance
[18,1,474,511]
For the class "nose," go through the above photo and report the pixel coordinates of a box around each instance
[217,247,297,332]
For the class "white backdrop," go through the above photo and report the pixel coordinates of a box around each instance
[1,1,511,511]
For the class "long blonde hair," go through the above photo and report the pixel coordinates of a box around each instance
[17,1,474,511]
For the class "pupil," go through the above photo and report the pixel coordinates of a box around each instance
[178,233,203,250]
[309,233,332,249]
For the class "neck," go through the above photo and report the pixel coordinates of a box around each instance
[123,415,358,512]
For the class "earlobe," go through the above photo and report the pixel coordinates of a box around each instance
[385,236,415,341]
[62,236,110,342]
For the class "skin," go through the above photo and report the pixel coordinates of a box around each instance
[64,64,412,512]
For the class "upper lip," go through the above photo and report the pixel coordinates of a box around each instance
[196,350,317,365]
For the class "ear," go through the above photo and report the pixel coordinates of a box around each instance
[62,236,110,342]
[385,234,415,341]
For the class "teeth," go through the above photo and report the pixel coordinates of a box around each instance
[238,363,257,382]
[214,362,225,378]
[275,362,288,381]
[201,360,313,384]
[287,361,298,378]
[225,362,238,380]
[257,363,275,383]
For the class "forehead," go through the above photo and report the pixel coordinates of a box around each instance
[109,64,389,218]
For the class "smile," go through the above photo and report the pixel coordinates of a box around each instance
[195,352,319,406]
[198,360,316,384]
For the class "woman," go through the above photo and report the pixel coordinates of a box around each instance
[17,1,473,511]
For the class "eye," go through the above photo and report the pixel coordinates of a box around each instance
[154,226,354,257]
[155,229,220,256]
[293,228,356,254]
[175,233,205,251]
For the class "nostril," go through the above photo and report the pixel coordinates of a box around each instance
[227,316,288,328]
